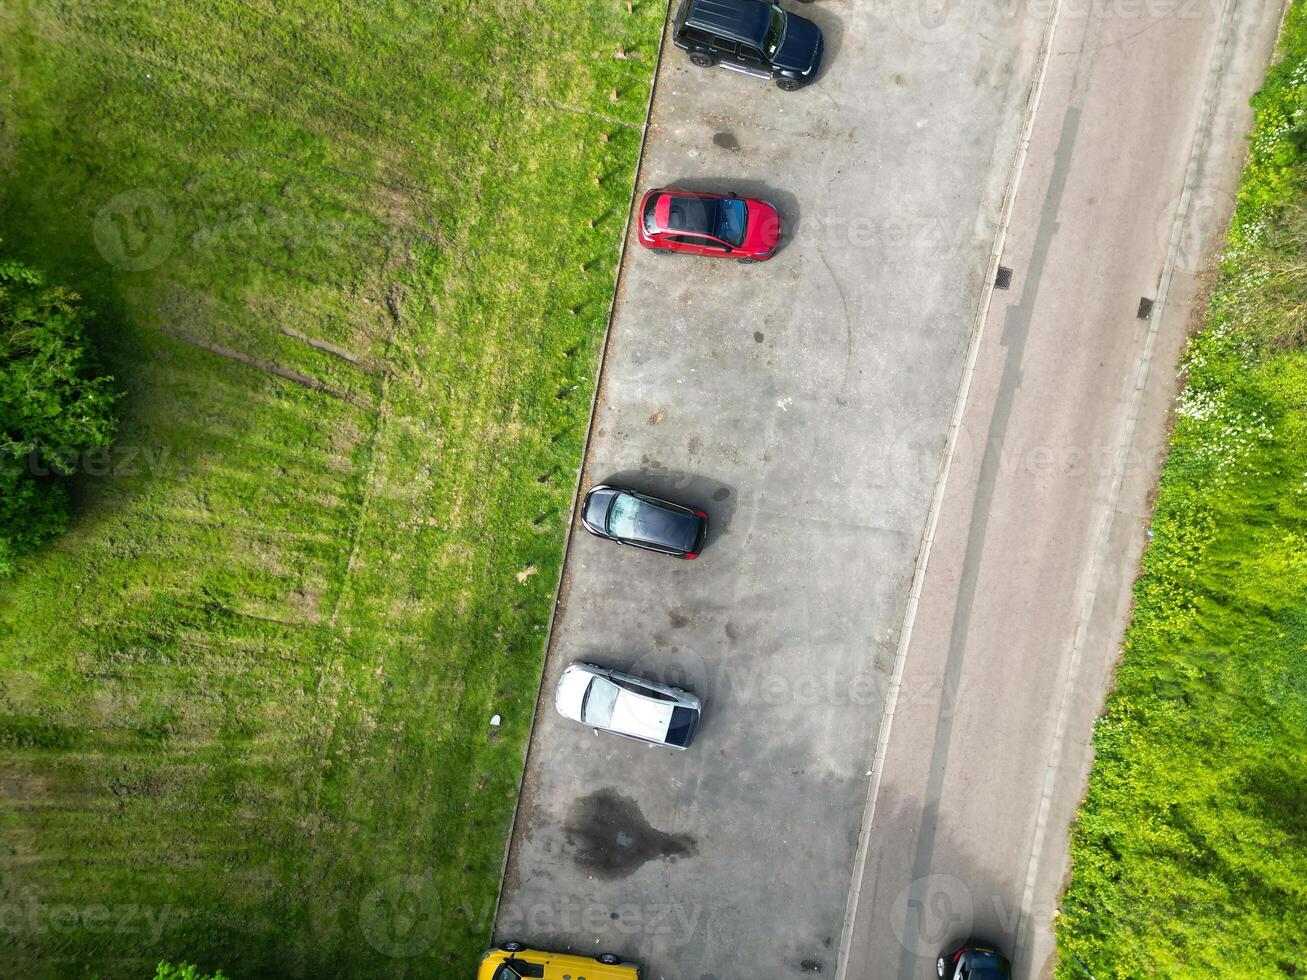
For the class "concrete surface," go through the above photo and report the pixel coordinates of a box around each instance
[494,1,1049,976]
[836,0,1287,978]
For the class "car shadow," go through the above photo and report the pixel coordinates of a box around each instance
[653,178,802,256]
[601,467,738,549]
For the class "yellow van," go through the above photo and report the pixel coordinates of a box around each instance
[477,943,640,979]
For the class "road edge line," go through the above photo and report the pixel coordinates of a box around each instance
[486,2,674,942]
[1010,0,1246,966]
[833,4,1067,976]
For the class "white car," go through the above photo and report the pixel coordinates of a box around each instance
[555,662,702,750]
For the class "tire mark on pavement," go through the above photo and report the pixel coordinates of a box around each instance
[818,249,854,389]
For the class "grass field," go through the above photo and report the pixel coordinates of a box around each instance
[0,1,663,976]
[1055,3,1307,975]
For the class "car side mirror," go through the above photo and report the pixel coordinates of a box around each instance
[728,191,738,198]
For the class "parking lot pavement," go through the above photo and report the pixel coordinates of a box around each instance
[495,2,1047,975]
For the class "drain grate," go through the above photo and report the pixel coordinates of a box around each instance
[1137,297,1154,320]
[995,266,1013,290]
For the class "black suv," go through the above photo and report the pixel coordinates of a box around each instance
[673,0,824,91]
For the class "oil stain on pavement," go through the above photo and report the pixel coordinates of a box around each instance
[565,788,697,879]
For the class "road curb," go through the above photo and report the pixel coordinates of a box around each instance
[833,1,1069,975]
[486,0,676,944]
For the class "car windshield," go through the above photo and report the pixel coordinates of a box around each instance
[716,197,747,246]
[666,705,698,746]
[581,677,620,726]
[765,5,786,57]
[606,492,644,538]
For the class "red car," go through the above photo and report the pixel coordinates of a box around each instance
[637,187,781,262]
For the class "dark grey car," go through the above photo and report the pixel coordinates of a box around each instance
[580,484,708,559]
[937,942,1012,980]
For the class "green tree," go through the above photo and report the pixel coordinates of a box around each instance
[0,244,119,574]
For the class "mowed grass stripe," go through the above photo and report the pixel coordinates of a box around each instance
[0,0,664,974]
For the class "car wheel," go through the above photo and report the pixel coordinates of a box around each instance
[737,256,759,264]
[598,953,621,965]
[690,51,716,68]
[651,246,673,255]
[936,955,946,977]
[502,941,524,952]
[776,75,802,91]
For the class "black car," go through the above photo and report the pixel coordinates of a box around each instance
[580,485,708,559]
[673,0,824,91]
[937,941,1012,980]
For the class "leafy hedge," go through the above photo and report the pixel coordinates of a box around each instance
[1055,4,1307,976]
[0,246,119,574]
[153,964,227,980]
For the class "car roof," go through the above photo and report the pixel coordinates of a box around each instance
[610,491,699,551]
[609,687,675,742]
[685,0,770,46]
[661,194,718,236]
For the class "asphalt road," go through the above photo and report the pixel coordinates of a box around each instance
[494,1,1048,976]
[836,1,1286,978]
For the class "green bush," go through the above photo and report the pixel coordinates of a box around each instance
[153,963,228,980]
[0,245,119,573]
